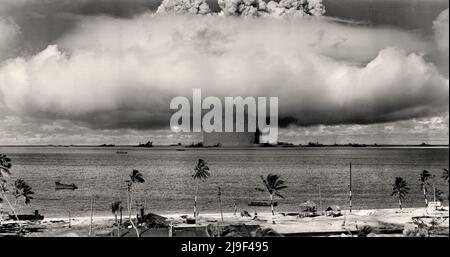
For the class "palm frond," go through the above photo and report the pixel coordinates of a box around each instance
[13,179,34,205]
[419,170,432,185]
[274,192,285,199]
[193,159,210,181]
[443,168,449,183]
[260,175,272,194]
[260,174,287,197]
[111,201,122,213]
[392,177,409,201]
[130,169,145,183]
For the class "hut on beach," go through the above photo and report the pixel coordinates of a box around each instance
[299,201,318,217]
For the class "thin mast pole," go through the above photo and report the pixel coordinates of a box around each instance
[349,162,352,213]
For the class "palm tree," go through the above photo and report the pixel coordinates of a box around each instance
[443,168,449,184]
[391,177,410,210]
[419,170,432,206]
[0,155,20,222]
[111,201,122,237]
[0,179,20,222]
[13,179,34,212]
[125,169,145,237]
[259,174,288,216]
[192,159,210,218]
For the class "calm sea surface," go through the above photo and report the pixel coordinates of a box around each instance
[0,146,448,218]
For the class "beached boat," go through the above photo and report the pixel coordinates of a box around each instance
[248,201,278,207]
[55,181,78,190]
[8,210,44,221]
[116,151,128,154]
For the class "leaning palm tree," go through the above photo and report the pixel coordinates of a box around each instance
[13,179,34,212]
[192,159,210,218]
[443,168,449,184]
[391,177,410,210]
[0,179,20,221]
[111,201,123,237]
[419,170,432,206]
[259,174,288,216]
[0,155,20,222]
[125,169,145,237]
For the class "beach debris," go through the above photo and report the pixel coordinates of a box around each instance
[404,215,449,237]
[140,213,169,228]
[325,206,342,217]
[186,217,196,224]
[282,212,299,216]
[299,200,318,217]
[426,201,443,213]
[240,210,251,217]
[254,227,283,237]
[357,225,373,237]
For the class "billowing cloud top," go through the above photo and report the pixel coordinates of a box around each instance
[156,0,325,17]
[217,0,325,17]
[0,17,20,61]
[157,0,212,15]
[0,1,448,144]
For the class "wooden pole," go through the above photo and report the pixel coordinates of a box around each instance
[218,187,224,223]
[89,196,94,236]
[318,183,323,213]
[68,210,71,228]
[349,162,352,213]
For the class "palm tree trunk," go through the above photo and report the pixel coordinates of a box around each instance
[114,214,120,237]
[127,189,131,220]
[119,209,122,237]
[423,188,428,206]
[194,180,199,218]
[398,198,402,211]
[1,192,20,222]
[127,188,140,237]
[432,183,436,202]
[270,194,274,216]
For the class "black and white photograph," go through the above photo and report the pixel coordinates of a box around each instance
[0,0,449,244]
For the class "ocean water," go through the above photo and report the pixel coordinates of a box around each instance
[0,146,448,218]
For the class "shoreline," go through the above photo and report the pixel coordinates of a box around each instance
[41,207,441,222]
[7,207,446,237]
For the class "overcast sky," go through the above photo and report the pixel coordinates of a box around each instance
[0,0,448,145]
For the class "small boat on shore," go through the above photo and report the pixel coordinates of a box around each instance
[8,210,44,221]
[248,201,278,207]
[116,151,128,154]
[55,181,78,190]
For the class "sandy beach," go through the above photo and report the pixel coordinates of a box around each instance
[5,207,444,237]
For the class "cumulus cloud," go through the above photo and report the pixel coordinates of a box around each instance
[0,13,447,132]
[433,9,449,53]
[0,17,21,61]
[433,8,449,76]
[217,0,325,17]
[157,0,212,15]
